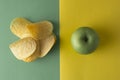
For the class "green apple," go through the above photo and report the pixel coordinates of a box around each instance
[71,27,99,54]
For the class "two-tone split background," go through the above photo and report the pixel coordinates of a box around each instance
[0,0,120,80]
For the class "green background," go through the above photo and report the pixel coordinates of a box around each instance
[0,0,59,80]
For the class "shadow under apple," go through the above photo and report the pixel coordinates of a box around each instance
[93,23,117,55]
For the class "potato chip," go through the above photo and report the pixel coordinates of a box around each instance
[23,34,56,62]
[27,21,53,40]
[9,37,37,60]
[10,18,56,62]
[39,34,56,57]
[23,40,40,62]
[10,17,32,38]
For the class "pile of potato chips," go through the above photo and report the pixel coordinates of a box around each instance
[9,18,56,62]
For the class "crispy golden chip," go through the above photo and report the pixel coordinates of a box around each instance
[9,37,37,60]
[10,17,56,62]
[10,18,53,40]
[27,21,53,40]
[39,34,56,57]
[23,34,56,62]
[10,17,32,38]
[22,40,40,62]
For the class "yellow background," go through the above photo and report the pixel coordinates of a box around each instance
[60,0,120,80]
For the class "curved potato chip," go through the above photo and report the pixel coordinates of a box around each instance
[27,21,53,40]
[10,18,56,62]
[10,17,32,38]
[9,37,37,60]
[22,40,40,62]
[39,34,56,57]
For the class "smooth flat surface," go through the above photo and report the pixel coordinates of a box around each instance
[0,0,59,80]
[60,0,120,80]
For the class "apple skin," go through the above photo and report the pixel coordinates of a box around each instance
[71,27,99,54]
